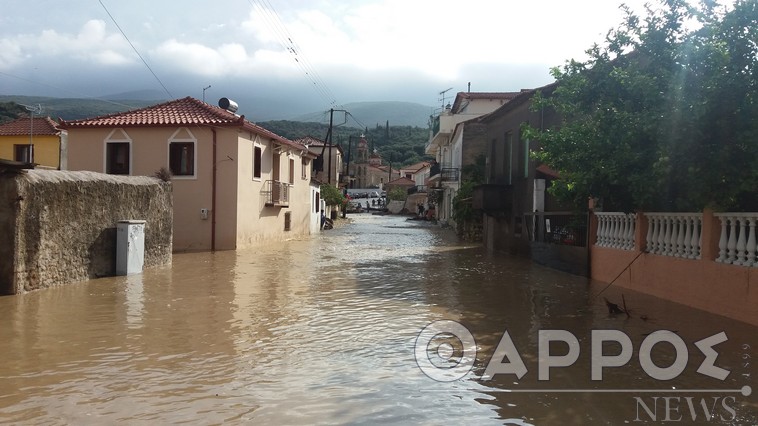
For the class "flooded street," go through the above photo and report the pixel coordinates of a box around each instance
[1,214,757,425]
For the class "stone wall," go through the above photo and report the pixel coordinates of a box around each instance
[0,170,172,294]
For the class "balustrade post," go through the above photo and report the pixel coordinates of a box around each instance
[727,216,738,264]
[746,218,756,267]
[662,215,672,256]
[676,217,685,257]
[736,218,748,265]
[645,214,654,252]
[682,216,692,258]
[717,215,728,262]
[691,216,701,259]
[655,216,665,255]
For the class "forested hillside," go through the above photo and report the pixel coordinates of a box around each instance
[0,102,27,123]
[260,120,431,167]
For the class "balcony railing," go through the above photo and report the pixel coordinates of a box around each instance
[440,167,459,182]
[407,185,427,195]
[263,180,289,207]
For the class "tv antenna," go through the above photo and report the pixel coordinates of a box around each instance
[202,85,211,103]
[438,87,453,109]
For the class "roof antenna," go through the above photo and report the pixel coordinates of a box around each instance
[438,87,453,109]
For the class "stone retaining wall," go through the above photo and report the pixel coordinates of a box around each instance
[0,170,172,294]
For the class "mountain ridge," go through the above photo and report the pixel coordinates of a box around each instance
[0,95,434,128]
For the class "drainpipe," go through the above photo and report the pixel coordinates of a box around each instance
[211,128,217,251]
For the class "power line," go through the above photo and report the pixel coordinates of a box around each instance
[98,0,173,99]
[245,0,342,110]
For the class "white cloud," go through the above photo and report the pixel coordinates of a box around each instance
[0,20,133,69]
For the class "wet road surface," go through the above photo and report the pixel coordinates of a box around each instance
[1,214,756,424]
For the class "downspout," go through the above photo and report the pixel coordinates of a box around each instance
[211,128,217,252]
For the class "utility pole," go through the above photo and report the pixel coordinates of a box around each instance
[327,108,334,185]
[21,103,42,163]
[345,135,353,188]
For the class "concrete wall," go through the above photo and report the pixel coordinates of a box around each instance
[0,170,172,294]
[590,210,758,326]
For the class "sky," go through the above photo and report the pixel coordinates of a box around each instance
[1,0,659,120]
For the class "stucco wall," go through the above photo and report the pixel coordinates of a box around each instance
[0,170,172,294]
[0,135,61,169]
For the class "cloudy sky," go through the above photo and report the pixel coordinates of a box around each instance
[2,0,660,120]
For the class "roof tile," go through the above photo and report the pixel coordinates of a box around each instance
[59,96,307,151]
[0,116,61,136]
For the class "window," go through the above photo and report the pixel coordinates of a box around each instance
[289,158,295,184]
[167,128,197,178]
[106,142,130,175]
[169,142,195,176]
[301,158,308,179]
[14,144,33,163]
[253,146,262,179]
[284,211,292,231]
[314,192,320,212]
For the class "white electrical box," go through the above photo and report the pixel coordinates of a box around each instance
[200,208,209,220]
[116,220,146,276]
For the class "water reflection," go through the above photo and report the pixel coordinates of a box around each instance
[0,214,756,424]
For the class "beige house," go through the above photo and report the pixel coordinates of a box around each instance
[295,136,343,187]
[61,97,319,252]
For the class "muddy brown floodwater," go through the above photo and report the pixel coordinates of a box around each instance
[1,214,757,425]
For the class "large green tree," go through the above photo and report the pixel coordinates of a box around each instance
[529,0,758,212]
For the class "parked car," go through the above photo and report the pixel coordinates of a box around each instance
[369,191,380,198]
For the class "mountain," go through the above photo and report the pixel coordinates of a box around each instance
[0,95,159,121]
[291,101,434,128]
[0,96,434,128]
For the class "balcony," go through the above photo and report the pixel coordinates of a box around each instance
[440,167,459,182]
[472,184,512,214]
[425,113,456,155]
[263,180,289,207]
[407,185,427,195]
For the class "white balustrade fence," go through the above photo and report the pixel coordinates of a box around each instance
[715,213,758,267]
[595,212,636,250]
[644,213,702,259]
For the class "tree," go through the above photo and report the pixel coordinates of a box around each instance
[320,184,345,206]
[528,0,758,212]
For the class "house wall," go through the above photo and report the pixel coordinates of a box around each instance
[0,135,61,169]
[0,170,172,294]
[482,99,561,253]
[235,136,313,248]
[309,146,341,187]
[67,126,239,251]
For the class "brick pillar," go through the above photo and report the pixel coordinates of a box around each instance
[588,211,598,246]
[700,208,719,261]
[635,211,647,252]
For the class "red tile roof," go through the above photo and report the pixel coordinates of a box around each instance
[0,116,62,136]
[59,96,306,151]
[401,161,430,172]
[387,176,416,186]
